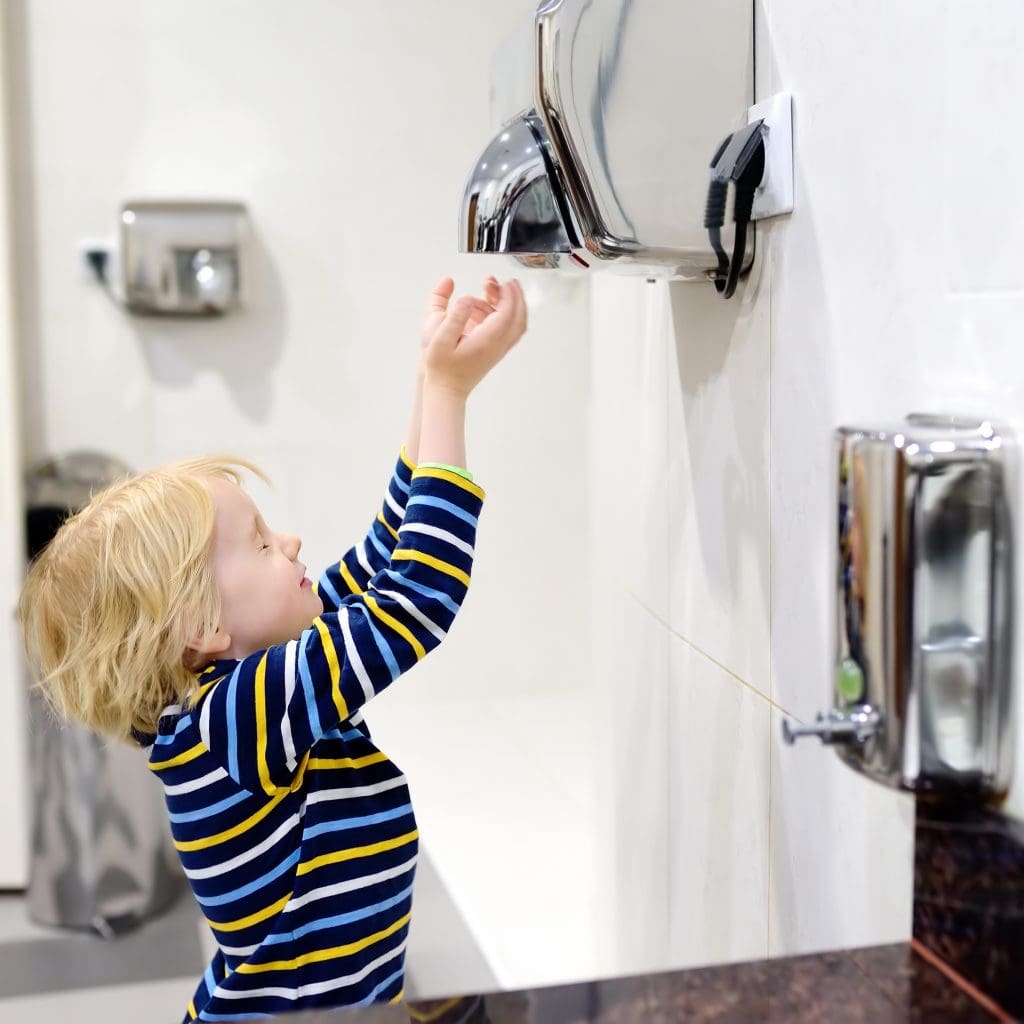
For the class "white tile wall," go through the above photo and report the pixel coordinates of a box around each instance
[667,638,769,967]
[665,251,772,696]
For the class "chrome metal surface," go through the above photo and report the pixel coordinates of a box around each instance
[25,453,183,933]
[120,200,247,315]
[460,0,754,279]
[790,415,1016,800]
[782,707,881,746]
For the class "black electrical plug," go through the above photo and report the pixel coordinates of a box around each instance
[705,120,767,299]
[84,248,109,284]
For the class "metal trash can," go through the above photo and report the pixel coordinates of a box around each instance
[24,452,184,937]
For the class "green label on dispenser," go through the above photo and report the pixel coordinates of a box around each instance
[836,658,865,703]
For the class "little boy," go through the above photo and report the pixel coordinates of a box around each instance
[19,277,527,1021]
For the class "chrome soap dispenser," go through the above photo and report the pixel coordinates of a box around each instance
[785,415,1017,801]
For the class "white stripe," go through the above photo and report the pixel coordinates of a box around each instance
[281,639,298,772]
[163,765,229,796]
[217,939,259,958]
[159,703,182,720]
[213,939,407,1001]
[285,855,417,913]
[349,710,364,726]
[398,521,475,558]
[304,776,407,806]
[356,541,374,577]
[200,688,213,750]
[339,606,375,702]
[384,490,405,520]
[373,587,447,643]
[182,811,303,881]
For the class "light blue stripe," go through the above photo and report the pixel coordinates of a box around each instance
[301,803,413,842]
[263,883,413,946]
[322,726,344,740]
[154,713,193,745]
[350,604,400,684]
[196,850,300,909]
[406,494,478,528]
[203,962,216,998]
[368,526,390,563]
[168,788,250,824]
[354,965,406,1006]
[199,1013,273,1021]
[382,570,460,618]
[226,665,242,784]
[297,634,324,741]
[392,474,410,496]
[317,570,343,608]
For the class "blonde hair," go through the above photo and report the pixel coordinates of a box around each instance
[19,455,267,743]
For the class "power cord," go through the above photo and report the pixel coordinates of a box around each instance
[704,120,767,299]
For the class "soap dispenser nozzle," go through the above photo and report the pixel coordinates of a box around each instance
[782,707,882,746]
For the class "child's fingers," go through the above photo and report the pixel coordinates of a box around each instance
[429,297,474,349]
[426,277,455,315]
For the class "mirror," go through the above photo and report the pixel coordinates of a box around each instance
[4,0,1016,1021]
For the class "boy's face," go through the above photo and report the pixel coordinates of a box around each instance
[205,477,324,660]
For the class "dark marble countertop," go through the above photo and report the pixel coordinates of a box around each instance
[283,942,1006,1023]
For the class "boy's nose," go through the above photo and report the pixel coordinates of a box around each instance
[283,533,301,559]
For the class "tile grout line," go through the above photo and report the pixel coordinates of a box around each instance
[625,588,804,724]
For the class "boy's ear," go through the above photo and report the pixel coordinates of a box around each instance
[186,624,232,660]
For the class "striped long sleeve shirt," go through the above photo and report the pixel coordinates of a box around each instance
[145,453,484,1021]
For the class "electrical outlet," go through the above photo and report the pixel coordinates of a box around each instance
[77,238,114,283]
[748,92,794,220]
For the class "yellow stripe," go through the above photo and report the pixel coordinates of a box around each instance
[307,751,388,771]
[365,594,426,660]
[254,652,276,796]
[236,912,410,974]
[173,789,290,852]
[391,549,469,587]
[149,741,206,772]
[391,989,406,1005]
[207,890,292,933]
[339,561,363,595]
[296,827,418,877]
[407,997,464,1021]
[313,617,348,721]
[377,511,400,542]
[187,999,197,1019]
[194,676,222,700]
[412,466,485,500]
[399,446,416,472]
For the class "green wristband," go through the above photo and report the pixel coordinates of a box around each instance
[417,461,474,483]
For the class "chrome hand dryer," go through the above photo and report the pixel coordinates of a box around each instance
[459,0,753,280]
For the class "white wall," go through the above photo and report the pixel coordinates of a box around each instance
[0,1,31,888]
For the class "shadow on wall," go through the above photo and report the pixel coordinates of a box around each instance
[666,240,770,626]
[131,223,288,423]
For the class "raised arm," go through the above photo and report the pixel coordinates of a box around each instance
[192,279,527,795]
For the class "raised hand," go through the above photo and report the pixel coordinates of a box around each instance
[420,277,500,368]
[422,278,527,399]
